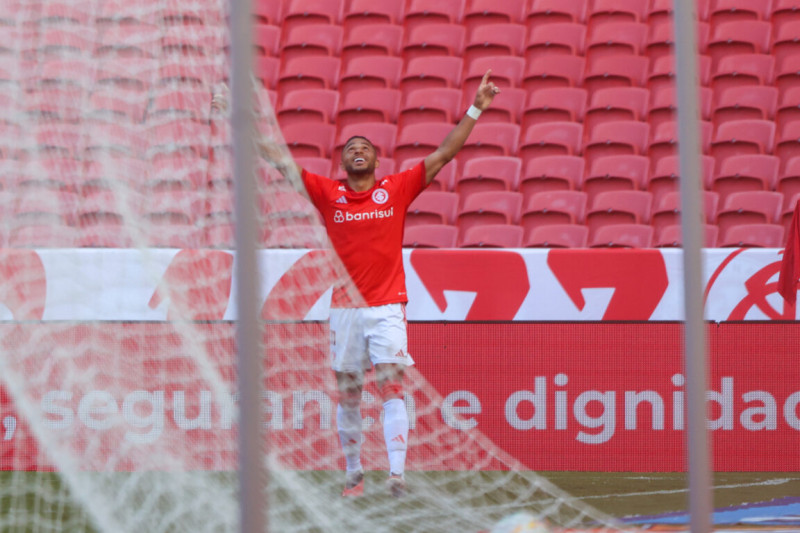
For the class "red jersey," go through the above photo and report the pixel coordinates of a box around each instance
[301,162,427,308]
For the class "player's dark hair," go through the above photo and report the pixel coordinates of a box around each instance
[342,135,376,152]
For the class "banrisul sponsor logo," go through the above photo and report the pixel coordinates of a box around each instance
[334,207,394,223]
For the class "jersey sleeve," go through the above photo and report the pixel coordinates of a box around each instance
[300,168,327,211]
[397,161,428,206]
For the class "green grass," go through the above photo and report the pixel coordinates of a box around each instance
[1,471,798,531]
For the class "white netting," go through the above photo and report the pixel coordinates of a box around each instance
[0,1,628,531]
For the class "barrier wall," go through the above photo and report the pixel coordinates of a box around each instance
[0,321,797,472]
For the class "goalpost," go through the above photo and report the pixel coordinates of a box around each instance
[0,1,703,532]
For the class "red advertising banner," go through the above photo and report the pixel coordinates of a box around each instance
[0,322,797,472]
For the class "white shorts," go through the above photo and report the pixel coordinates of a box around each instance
[329,303,415,373]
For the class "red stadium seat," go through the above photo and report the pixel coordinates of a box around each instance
[341,24,403,68]
[525,0,586,30]
[336,88,402,128]
[706,21,771,69]
[460,224,523,248]
[282,0,342,33]
[520,155,585,202]
[343,0,404,32]
[583,155,649,204]
[277,89,339,126]
[648,120,713,171]
[457,122,520,165]
[781,193,800,231]
[402,23,466,62]
[654,224,719,248]
[519,122,583,168]
[651,190,720,236]
[645,20,711,64]
[522,55,585,92]
[467,87,525,123]
[400,56,463,98]
[403,0,465,34]
[709,0,770,25]
[457,156,521,199]
[715,190,783,237]
[149,88,210,121]
[394,122,454,163]
[584,87,649,136]
[585,190,654,239]
[777,157,800,210]
[403,224,458,248]
[589,224,654,248]
[583,120,650,170]
[456,191,523,240]
[37,26,95,58]
[588,0,648,25]
[398,157,456,191]
[647,54,712,95]
[711,154,780,206]
[406,191,459,226]
[399,87,461,127]
[719,224,785,248]
[647,155,716,207]
[524,22,586,64]
[585,22,648,62]
[711,54,775,94]
[253,24,280,57]
[776,121,800,171]
[277,56,341,93]
[282,123,336,158]
[524,223,589,248]
[463,0,525,33]
[252,0,282,26]
[340,56,403,97]
[94,24,159,58]
[772,0,800,34]
[583,55,649,95]
[647,86,712,133]
[463,23,525,64]
[776,87,800,131]
[334,123,398,159]
[648,0,712,26]
[9,224,78,248]
[295,157,332,177]
[25,87,85,123]
[279,23,343,62]
[521,87,588,130]
[521,190,588,239]
[774,55,800,100]
[710,119,776,166]
[462,56,524,96]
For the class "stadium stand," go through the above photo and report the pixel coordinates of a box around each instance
[7,0,800,249]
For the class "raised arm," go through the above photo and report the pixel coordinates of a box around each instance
[422,70,500,185]
[211,88,305,191]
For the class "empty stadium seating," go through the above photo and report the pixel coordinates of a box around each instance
[8,0,800,250]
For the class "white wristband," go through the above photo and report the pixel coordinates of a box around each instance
[466,105,482,120]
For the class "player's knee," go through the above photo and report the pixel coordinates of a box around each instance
[337,389,361,408]
[379,381,404,402]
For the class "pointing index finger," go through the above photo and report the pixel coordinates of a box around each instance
[481,69,492,85]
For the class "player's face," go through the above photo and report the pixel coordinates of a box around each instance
[341,138,378,175]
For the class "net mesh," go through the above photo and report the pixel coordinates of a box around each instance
[0,1,626,531]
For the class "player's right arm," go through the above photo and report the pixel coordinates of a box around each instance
[211,87,306,193]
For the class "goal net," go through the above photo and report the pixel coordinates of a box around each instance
[0,1,626,531]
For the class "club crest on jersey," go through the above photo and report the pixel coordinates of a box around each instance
[372,188,389,204]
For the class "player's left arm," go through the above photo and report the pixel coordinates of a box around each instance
[422,70,500,185]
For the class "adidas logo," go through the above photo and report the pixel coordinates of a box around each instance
[391,435,405,444]
[336,196,348,204]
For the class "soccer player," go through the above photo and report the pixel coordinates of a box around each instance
[214,70,500,498]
